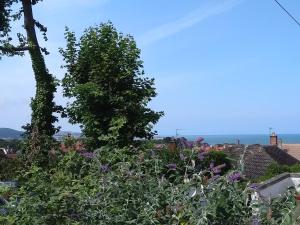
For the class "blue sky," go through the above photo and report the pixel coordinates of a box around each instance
[1,0,300,135]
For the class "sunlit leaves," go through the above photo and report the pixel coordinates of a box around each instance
[61,22,164,148]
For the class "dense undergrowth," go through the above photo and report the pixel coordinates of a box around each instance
[0,142,297,225]
[0,157,22,181]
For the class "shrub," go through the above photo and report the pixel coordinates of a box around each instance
[197,150,232,175]
[257,163,300,182]
[0,146,296,224]
[0,139,21,152]
[259,188,297,225]
[0,157,23,180]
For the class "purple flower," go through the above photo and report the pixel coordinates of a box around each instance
[212,167,221,174]
[249,183,259,190]
[211,175,221,181]
[195,137,204,145]
[178,137,193,149]
[198,152,206,161]
[211,163,226,174]
[80,152,95,159]
[228,172,242,183]
[100,164,110,173]
[251,217,260,225]
[179,152,186,161]
[180,138,188,148]
[186,141,194,149]
[209,162,215,169]
[167,163,177,171]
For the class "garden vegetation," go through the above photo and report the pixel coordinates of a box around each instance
[0,1,298,225]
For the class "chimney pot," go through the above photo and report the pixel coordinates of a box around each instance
[270,133,278,146]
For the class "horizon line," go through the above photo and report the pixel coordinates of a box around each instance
[155,133,300,136]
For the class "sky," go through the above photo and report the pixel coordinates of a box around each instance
[1,0,300,136]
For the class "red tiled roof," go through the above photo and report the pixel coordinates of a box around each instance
[224,145,300,179]
[281,144,300,161]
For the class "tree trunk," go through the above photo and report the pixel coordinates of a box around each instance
[22,0,57,150]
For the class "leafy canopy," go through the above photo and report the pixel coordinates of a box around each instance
[60,22,163,148]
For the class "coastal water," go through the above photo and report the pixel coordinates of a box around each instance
[158,134,300,145]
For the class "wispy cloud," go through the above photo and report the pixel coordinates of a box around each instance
[139,0,242,46]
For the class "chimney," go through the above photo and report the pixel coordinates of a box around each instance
[270,132,278,146]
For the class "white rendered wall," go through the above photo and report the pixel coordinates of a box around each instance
[291,177,300,193]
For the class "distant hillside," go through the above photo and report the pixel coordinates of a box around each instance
[0,128,81,140]
[0,128,23,139]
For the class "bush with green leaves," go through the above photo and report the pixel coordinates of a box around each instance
[2,148,186,224]
[0,139,21,151]
[0,146,296,225]
[0,157,23,180]
[254,187,297,225]
[257,163,300,182]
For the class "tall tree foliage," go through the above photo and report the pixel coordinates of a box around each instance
[60,22,163,148]
[0,0,59,164]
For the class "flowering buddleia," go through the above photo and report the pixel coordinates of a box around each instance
[100,164,110,173]
[80,152,95,159]
[195,137,204,146]
[166,163,177,171]
[228,172,242,183]
[198,152,206,161]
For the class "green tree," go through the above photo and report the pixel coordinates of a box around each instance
[60,22,163,148]
[0,0,59,164]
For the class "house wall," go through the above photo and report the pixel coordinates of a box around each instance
[256,174,300,200]
[291,177,300,192]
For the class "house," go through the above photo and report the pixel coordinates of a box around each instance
[254,172,300,200]
[281,144,300,161]
[223,134,300,179]
[0,148,8,155]
[0,147,17,159]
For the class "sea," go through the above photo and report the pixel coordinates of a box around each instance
[155,134,300,145]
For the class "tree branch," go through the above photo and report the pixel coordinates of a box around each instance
[0,45,30,52]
